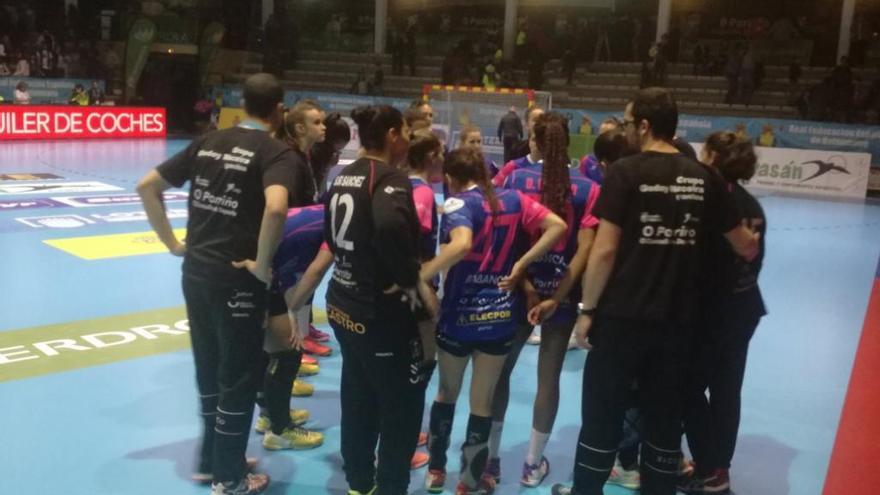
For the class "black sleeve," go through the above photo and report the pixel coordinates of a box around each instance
[261,146,298,194]
[156,136,201,188]
[705,169,741,235]
[593,161,630,227]
[371,170,421,289]
[516,118,523,138]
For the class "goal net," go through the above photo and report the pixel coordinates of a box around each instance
[422,85,552,164]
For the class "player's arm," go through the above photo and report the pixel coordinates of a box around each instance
[724,223,760,262]
[419,226,472,283]
[579,219,620,311]
[500,211,566,291]
[136,170,185,256]
[285,248,334,312]
[249,185,289,283]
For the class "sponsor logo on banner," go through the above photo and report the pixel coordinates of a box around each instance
[749,150,870,199]
[0,173,63,181]
[15,208,186,229]
[692,144,870,199]
[0,181,124,195]
[0,199,63,210]
[51,192,187,208]
[16,215,96,229]
[0,106,166,141]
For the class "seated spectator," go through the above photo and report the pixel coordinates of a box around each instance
[350,69,371,95]
[13,52,29,76]
[88,81,105,105]
[69,84,89,106]
[14,82,31,104]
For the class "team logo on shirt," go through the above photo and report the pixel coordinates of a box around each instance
[443,197,465,213]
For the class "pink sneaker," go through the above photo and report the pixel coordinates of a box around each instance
[308,325,330,342]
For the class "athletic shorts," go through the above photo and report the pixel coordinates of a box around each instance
[265,304,310,353]
[436,331,513,357]
[268,287,287,317]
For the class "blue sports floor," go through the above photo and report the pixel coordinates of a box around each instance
[1,139,878,495]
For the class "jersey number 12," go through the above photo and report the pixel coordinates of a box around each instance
[330,192,354,251]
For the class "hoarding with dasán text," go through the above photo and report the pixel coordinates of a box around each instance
[0,106,166,140]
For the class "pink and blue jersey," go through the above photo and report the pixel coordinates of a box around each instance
[491,154,541,187]
[439,187,550,342]
[579,154,605,185]
[502,167,601,321]
[410,176,439,262]
[271,204,327,294]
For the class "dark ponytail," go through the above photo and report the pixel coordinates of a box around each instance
[704,131,758,182]
[444,147,499,216]
[350,105,403,151]
[533,112,571,218]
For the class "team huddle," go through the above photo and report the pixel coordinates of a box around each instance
[137,73,765,495]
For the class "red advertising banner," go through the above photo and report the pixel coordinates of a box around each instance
[0,106,166,140]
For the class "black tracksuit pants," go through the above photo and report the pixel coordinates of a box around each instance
[572,317,693,495]
[684,305,760,475]
[182,272,267,484]
[329,295,433,495]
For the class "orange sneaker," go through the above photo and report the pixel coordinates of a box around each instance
[411,451,429,470]
[302,338,332,357]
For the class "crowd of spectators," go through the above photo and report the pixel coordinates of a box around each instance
[0,3,119,86]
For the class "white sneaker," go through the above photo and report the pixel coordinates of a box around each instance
[211,473,270,494]
[520,456,550,487]
[607,459,640,490]
[526,328,541,345]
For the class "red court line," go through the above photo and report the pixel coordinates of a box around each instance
[823,275,880,495]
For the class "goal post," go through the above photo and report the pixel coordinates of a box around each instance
[422,84,552,164]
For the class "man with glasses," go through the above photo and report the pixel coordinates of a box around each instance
[552,87,760,495]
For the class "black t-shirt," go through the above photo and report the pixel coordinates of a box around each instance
[157,126,312,282]
[324,158,421,319]
[289,147,318,204]
[708,182,767,317]
[594,151,741,323]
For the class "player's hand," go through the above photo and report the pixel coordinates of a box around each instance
[499,262,526,292]
[384,284,423,313]
[528,299,559,325]
[418,281,440,321]
[288,312,305,351]
[168,239,186,257]
[573,314,593,350]
[232,259,272,284]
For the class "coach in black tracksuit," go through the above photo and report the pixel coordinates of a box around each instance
[324,105,433,495]
[137,74,313,494]
[557,88,760,495]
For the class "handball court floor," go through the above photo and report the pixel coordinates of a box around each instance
[0,139,878,495]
